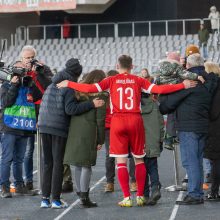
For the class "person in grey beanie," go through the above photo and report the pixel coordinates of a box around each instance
[38,58,104,209]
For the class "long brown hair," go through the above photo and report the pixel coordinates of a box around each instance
[82,69,106,84]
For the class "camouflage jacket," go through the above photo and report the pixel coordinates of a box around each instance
[154,59,198,85]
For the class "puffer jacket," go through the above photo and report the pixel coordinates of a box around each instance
[38,70,94,137]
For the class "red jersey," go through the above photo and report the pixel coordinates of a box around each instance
[67,72,185,113]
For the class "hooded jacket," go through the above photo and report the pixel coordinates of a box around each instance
[38,69,94,137]
[159,66,218,133]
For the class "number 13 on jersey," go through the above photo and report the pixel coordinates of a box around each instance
[117,87,134,110]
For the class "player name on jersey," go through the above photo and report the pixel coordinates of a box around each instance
[116,79,135,84]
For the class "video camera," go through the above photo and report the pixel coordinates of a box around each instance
[0,61,32,87]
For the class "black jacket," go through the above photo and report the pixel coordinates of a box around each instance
[0,82,34,136]
[204,77,220,160]
[38,70,94,138]
[159,66,218,133]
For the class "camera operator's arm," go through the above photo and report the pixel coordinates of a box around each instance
[1,76,19,108]
[35,64,52,90]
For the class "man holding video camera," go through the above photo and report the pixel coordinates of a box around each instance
[19,45,53,190]
[0,61,38,197]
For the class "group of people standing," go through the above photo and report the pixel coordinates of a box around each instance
[0,42,220,211]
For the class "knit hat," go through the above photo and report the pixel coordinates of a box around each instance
[65,58,82,76]
[185,45,200,57]
[166,51,180,62]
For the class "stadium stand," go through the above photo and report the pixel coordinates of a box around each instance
[4,33,220,74]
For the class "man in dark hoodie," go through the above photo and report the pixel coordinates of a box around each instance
[159,53,218,205]
[38,58,104,209]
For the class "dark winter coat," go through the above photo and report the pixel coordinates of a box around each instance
[204,77,220,160]
[64,92,108,167]
[0,82,34,136]
[159,66,218,133]
[141,93,164,158]
[38,70,94,138]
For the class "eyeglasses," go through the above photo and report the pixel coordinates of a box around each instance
[23,56,35,60]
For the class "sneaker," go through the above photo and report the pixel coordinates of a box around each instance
[136,196,146,206]
[176,195,204,205]
[151,185,161,202]
[118,197,133,207]
[51,200,68,209]
[203,183,209,190]
[14,184,34,196]
[104,183,114,192]
[41,198,51,208]
[1,185,12,198]
[26,181,33,190]
[62,182,73,193]
[130,182,137,192]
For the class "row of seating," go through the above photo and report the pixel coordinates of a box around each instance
[4,34,220,74]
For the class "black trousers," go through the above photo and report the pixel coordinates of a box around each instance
[211,159,220,195]
[41,133,67,200]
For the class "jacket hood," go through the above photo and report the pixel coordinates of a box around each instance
[188,66,219,93]
[155,60,180,76]
[52,69,78,84]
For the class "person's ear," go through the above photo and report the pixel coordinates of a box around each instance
[116,64,119,70]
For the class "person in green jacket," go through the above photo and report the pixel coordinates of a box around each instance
[198,23,209,60]
[63,69,108,208]
[140,72,164,205]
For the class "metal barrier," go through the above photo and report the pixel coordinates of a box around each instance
[165,143,185,192]
[16,17,220,41]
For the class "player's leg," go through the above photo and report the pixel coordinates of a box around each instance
[110,115,131,207]
[129,114,147,206]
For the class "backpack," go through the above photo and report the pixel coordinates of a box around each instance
[3,87,36,131]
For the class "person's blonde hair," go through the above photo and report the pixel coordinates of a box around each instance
[204,61,220,76]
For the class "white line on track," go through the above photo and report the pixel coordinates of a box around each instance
[168,191,184,220]
[54,176,106,220]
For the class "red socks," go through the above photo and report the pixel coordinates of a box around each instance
[117,163,130,198]
[135,162,147,196]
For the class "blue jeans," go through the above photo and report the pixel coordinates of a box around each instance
[179,131,206,199]
[1,133,28,188]
[144,157,160,197]
[24,136,35,182]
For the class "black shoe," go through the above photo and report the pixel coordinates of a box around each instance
[62,182,73,193]
[26,181,33,190]
[176,195,204,205]
[80,192,97,208]
[151,185,161,202]
[14,184,34,196]
[1,185,12,198]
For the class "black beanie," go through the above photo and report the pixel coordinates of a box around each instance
[65,58,82,76]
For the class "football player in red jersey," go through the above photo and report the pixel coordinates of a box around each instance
[57,55,197,207]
